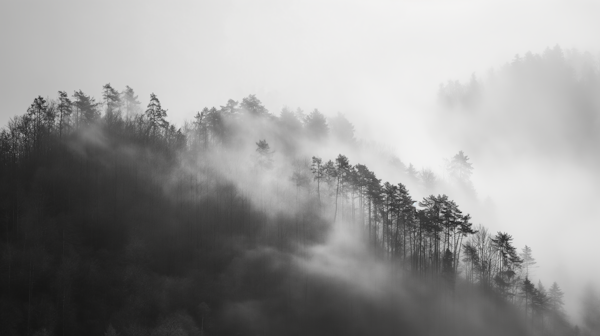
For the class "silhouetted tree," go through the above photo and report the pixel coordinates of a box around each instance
[73,90,99,126]
[57,91,72,138]
[333,154,350,222]
[145,93,168,138]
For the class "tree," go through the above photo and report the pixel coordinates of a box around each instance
[73,90,99,126]
[290,160,310,198]
[57,91,72,138]
[491,232,521,300]
[533,280,549,325]
[145,93,168,138]
[462,242,480,283]
[448,150,475,197]
[26,96,49,149]
[279,107,302,134]
[442,248,455,288]
[240,94,268,117]
[121,85,141,116]
[548,282,564,314]
[521,276,535,321]
[102,83,121,115]
[304,109,329,141]
[449,150,473,181]
[333,154,350,222]
[520,245,537,276]
[220,99,239,115]
[205,107,226,144]
[311,156,325,204]
[279,107,303,154]
[255,139,274,169]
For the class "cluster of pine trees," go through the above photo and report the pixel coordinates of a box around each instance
[0,83,588,335]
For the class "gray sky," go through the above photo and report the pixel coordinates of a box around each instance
[2,0,599,322]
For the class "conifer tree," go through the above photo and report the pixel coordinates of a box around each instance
[73,90,99,126]
[333,154,350,222]
[548,282,564,314]
[448,150,473,182]
[255,139,274,169]
[102,83,121,114]
[520,245,537,276]
[240,95,268,117]
[220,99,239,115]
[311,156,324,204]
[145,93,168,138]
[304,109,329,141]
[279,107,303,134]
[522,276,535,321]
[121,85,141,116]
[57,91,72,138]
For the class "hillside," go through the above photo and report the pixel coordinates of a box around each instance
[0,83,580,335]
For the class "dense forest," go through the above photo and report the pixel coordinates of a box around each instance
[1,48,599,336]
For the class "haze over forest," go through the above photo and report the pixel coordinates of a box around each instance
[1,1,600,336]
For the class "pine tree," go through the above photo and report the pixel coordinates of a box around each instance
[220,99,239,115]
[420,168,437,192]
[255,139,274,169]
[311,156,325,204]
[304,109,329,141]
[548,282,564,313]
[240,94,268,117]
[448,150,473,181]
[145,93,168,138]
[57,91,72,138]
[521,276,535,321]
[73,90,99,127]
[533,280,549,325]
[333,154,350,222]
[520,245,537,276]
[102,83,121,115]
[279,107,303,134]
[442,248,455,288]
[121,85,141,116]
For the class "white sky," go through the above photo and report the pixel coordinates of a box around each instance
[2,0,599,323]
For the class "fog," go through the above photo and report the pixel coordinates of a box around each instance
[1,0,600,333]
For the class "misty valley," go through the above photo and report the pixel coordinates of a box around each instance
[1,47,599,336]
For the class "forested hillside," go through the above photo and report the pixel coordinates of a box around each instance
[0,79,583,335]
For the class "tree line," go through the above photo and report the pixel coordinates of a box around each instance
[0,83,587,335]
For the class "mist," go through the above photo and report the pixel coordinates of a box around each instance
[2,0,600,335]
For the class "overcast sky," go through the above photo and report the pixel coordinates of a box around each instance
[2,0,599,322]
